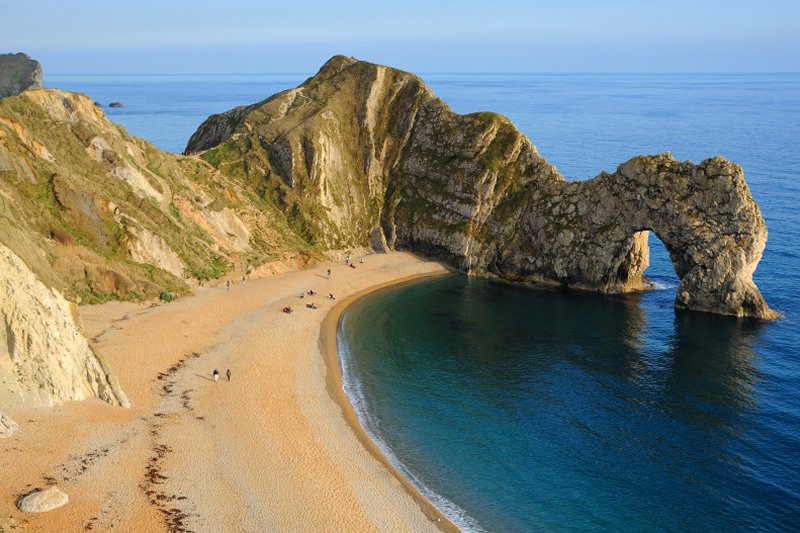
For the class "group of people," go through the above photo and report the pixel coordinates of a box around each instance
[212,368,232,382]
[282,255,369,314]
[344,254,365,268]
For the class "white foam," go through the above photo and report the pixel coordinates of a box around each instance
[338,313,487,533]
[653,281,677,290]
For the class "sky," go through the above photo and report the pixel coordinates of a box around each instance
[3,0,799,73]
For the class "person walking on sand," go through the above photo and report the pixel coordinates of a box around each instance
[213,369,219,382]
[226,369,231,382]
[327,268,331,280]
[226,280,231,290]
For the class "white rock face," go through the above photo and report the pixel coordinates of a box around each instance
[17,486,69,513]
[0,244,130,408]
[0,412,19,437]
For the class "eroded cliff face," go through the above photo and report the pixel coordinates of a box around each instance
[0,244,129,408]
[188,55,776,319]
[0,53,43,99]
[0,89,317,304]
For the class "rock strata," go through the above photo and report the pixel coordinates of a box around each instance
[0,53,43,98]
[187,55,777,320]
[17,486,69,513]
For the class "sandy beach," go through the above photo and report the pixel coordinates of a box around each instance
[0,252,458,532]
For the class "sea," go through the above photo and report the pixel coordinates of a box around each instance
[49,71,800,532]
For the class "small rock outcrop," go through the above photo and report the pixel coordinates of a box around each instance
[0,53,43,99]
[0,412,19,438]
[187,56,777,320]
[17,486,69,513]
[0,244,130,408]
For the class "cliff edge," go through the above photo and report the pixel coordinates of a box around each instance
[0,244,129,408]
[187,55,777,319]
[0,53,43,99]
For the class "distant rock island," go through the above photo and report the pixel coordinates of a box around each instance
[0,52,42,98]
[188,55,777,319]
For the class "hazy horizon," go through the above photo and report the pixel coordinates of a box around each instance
[3,0,800,74]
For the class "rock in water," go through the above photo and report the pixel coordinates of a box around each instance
[186,55,778,320]
[17,486,69,513]
[0,53,43,98]
[0,412,19,437]
[108,101,123,107]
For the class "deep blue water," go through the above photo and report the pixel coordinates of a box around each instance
[47,72,800,531]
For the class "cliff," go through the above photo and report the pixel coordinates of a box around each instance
[0,53,43,99]
[0,243,129,407]
[187,55,777,319]
[0,68,341,408]
[0,89,317,305]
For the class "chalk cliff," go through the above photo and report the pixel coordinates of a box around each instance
[0,53,43,99]
[187,56,777,319]
[0,244,129,407]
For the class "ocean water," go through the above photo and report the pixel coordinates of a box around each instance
[48,74,308,154]
[47,72,800,531]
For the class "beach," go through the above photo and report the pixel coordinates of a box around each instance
[0,252,455,532]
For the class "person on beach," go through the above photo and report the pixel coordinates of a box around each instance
[308,289,316,296]
[226,369,231,382]
[213,369,219,382]
[329,293,335,300]
[349,263,356,269]
[226,280,231,290]
[345,254,350,265]
[359,257,364,264]
[327,268,331,279]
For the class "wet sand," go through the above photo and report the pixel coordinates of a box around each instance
[0,252,457,532]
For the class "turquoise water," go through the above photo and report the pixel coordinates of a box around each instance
[46,72,800,531]
[341,276,797,531]
[340,75,800,531]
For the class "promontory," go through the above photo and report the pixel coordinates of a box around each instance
[187,55,777,320]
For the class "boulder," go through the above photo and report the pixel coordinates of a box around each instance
[0,412,19,438]
[17,486,69,513]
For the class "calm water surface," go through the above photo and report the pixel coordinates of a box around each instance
[48,72,800,531]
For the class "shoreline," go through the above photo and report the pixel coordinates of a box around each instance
[320,271,461,533]
[0,252,457,532]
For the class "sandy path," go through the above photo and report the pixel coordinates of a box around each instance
[0,252,455,532]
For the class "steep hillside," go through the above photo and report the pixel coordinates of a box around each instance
[188,55,776,319]
[0,243,129,407]
[0,89,318,304]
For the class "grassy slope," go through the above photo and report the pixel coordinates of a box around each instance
[0,90,318,304]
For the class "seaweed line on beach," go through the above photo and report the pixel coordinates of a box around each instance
[141,422,193,533]
[157,351,201,396]
[138,350,205,532]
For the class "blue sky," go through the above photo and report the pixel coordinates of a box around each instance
[3,0,799,73]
